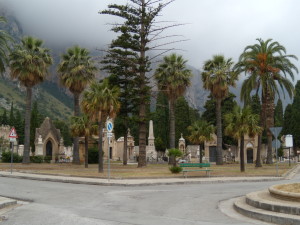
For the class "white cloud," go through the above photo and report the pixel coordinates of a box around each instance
[1,0,299,79]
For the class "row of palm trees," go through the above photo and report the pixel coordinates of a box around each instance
[155,39,297,170]
[0,19,120,168]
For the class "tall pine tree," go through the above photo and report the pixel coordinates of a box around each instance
[202,93,238,146]
[100,0,178,167]
[274,99,283,127]
[8,102,15,126]
[175,96,191,146]
[30,102,44,153]
[102,28,139,165]
[282,104,293,135]
[153,92,169,150]
[1,109,8,125]
[15,109,25,145]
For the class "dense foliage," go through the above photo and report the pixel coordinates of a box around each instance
[1,151,23,163]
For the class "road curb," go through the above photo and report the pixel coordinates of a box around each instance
[0,172,283,186]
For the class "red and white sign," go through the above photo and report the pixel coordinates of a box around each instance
[8,127,18,138]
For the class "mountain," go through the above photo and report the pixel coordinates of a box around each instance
[0,10,73,120]
[0,78,73,120]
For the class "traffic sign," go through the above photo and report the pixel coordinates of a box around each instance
[107,132,113,138]
[8,127,18,138]
[272,139,281,148]
[285,134,293,147]
[269,127,282,139]
[107,121,113,132]
[9,138,16,143]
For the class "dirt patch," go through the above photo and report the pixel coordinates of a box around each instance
[275,183,300,193]
[0,163,296,178]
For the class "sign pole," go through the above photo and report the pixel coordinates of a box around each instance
[10,141,13,174]
[106,120,113,182]
[285,135,293,167]
[269,127,282,177]
[289,147,291,167]
[275,138,278,177]
[8,127,18,174]
[108,136,110,181]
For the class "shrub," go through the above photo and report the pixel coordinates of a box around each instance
[88,147,99,164]
[167,148,183,166]
[169,166,183,174]
[1,151,23,163]
[30,156,44,163]
[87,147,105,164]
[44,156,52,163]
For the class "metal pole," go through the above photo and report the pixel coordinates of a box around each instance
[108,136,110,181]
[10,141,13,174]
[275,139,278,177]
[199,146,201,163]
[289,147,291,167]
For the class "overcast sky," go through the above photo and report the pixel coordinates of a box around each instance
[1,0,299,79]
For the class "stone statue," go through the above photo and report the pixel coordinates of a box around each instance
[38,135,43,144]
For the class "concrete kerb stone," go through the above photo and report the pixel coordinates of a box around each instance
[234,196,300,225]
[246,190,300,216]
[0,170,283,187]
[0,163,297,187]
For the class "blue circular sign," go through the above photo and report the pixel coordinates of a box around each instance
[107,121,113,132]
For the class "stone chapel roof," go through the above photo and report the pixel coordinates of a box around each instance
[35,117,61,143]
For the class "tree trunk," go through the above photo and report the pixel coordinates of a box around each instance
[199,144,203,164]
[265,90,275,164]
[255,134,262,167]
[73,92,80,164]
[168,99,176,165]
[98,120,104,173]
[138,0,147,168]
[23,87,32,164]
[123,131,128,165]
[216,98,223,165]
[169,99,176,149]
[257,90,268,166]
[255,108,263,167]
[240,135,245,172]
[138,103,147,167]
[84,135,88,168]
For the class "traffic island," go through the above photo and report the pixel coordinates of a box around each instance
[234,183,300,225]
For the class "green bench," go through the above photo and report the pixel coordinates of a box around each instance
[179,163,212,178]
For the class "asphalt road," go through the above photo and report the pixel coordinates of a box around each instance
[0,173,299,225]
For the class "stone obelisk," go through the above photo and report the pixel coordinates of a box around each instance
[147,120,157,160]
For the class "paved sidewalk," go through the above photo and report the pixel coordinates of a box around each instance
[0,170,284,186]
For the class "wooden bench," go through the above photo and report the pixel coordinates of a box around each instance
[179,163,212,178]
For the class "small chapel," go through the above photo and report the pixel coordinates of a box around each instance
[34,117,65,162]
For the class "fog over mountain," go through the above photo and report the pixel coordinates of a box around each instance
[0,0,299,109]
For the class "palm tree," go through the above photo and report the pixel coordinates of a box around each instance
[81,79,120,173]
[155,53,192,149]
[224,106,262,172]
[0,16,13,75]
[202,55,238,165]
[9,36,53,163]
[70,114,97,168]
[235,38,298,166]
[188,120,215,164]
[58,46,97,164]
